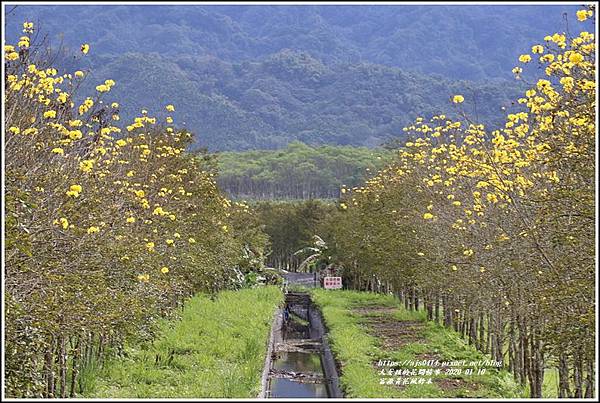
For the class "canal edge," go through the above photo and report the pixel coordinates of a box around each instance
[309,302,344,398]
[259,306,283,398]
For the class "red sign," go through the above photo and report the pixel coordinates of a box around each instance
[324,276,342,289]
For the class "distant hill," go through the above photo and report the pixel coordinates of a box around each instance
[5,5,591,150]
[75,50,524,150]
[7,4,590,80]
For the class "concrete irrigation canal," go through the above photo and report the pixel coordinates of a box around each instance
[260,289,342,398]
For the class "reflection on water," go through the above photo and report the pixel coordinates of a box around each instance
[270,378,329,398]
[269,296,331,398]
[273,351,323,373]
[283,310,310,340]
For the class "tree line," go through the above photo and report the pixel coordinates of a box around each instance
[252,200,335,270]
[217,141,392,200]
[321,12,595,398]
[4,25,268,397]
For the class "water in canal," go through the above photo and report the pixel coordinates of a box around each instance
[269,352,329,398]
[267,293,332,398]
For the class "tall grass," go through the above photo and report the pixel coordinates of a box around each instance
[84,286,283,398]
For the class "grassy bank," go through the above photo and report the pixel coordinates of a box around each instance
[312,289,524,398]
[84,286,283,398]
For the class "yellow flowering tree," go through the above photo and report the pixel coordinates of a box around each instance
[326,9,595,398]
[4,23,269,397]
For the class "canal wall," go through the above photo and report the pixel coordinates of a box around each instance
[259,292,343,398]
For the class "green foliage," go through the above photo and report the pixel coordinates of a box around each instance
[87,287,283,398]
[80,53,523,151]
[252,199,336,270]
[217,141,392,199]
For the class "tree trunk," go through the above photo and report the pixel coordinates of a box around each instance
[443,296,452,328]
[573,355,583,398]
[59,335,67,398]
[412,288,419,311]
[469,316,477,346]
[584,359,594,398]
[558,352,570,398]
[509,320,517,381]
[44,340,55,398]
[69,336,81,397]
[528,334,544,398]
[478,313,485,352]
[426,295,433,321]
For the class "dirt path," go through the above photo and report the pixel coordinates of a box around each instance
[352,306,480,395]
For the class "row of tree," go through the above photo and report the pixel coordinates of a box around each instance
[252,200,335,270]
[217,141,392,199]
[323,12,595,398]
[4,25,268,397]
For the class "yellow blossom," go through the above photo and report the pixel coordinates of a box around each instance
[519,54,532,63]
[486,193,499,203]
[79,159,94,173]
[68,130,83,140]
[43,110,57,119]
[66,184,82,197]
[577,9,591,21]
[57,93,68,103]
[452,95,464,104]
[569,52,583,64]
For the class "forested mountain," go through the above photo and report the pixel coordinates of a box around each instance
[6,4,589,80]
[217,141,393,199]
[79,51,524,150]
[5,5,591,150]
